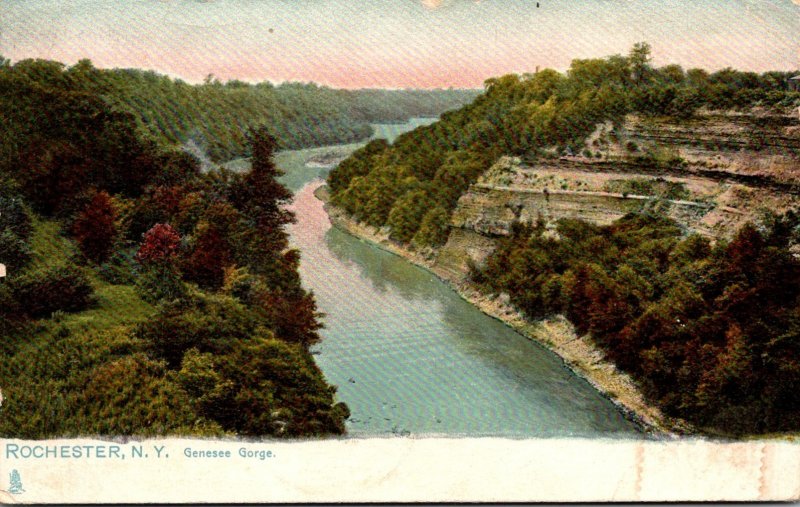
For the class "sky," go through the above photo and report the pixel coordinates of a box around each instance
[1,0,798,89]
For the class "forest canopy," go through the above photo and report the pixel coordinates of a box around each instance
[0,56,354,437]
[473,213,800,435]
[103,65,477,161]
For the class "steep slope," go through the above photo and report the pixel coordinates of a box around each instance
[0,58,350,438]
[326,46,800,436]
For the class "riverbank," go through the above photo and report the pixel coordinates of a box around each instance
[317,183,689,437]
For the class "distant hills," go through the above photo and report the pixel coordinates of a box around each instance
[104,65,479,161]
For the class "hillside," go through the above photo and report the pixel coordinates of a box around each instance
[327,44,800,436]
[104,66,478,161]
[328,45,800,246]
[0,57,349,437]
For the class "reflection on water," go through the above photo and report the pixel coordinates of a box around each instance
[287,179,641,438]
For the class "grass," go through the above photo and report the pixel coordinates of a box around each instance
[58,283,154,334]
[23,217,155,336]
[0,217,157,437]
[28,217,74,270]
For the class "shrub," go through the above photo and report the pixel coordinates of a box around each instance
[0,194,33,272]
[134,263,186,304]
[0,285,22,337]
[175,347,237,426]
[75,353,197,435]
[136,223,181,264]
[0,195,33,240]
[10,265,95,318]
[0,229,32,271]
[97,247,137,285]
[136,292,261,367]
[72,191,117,263]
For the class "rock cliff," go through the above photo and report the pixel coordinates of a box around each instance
[433,112,800,281]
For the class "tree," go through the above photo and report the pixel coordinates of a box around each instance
[136,223,181,265]
[232,128,295,264]
[72,190,117,263]
[135,223,184,303]
[412,206,450,247]
[0,195,33,272]
[183,220,233,290]
[18,139,89,215]
[387,189,435,243]
[243,127,294,235]
[10,265,95,318]
[629,42,653,85]
[725,222,763,277]
[253,287,323,347]
[327,139,388,194]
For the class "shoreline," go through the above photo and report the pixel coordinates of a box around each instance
[316,183,689,438]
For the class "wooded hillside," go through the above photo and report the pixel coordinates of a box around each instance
[104,66,477,161]
[327,44,800,436]
[329,44,799,248]
[0,57,350,437]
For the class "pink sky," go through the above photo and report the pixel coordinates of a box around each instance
[2,0,798,88]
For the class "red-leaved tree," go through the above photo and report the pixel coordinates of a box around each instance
[134,223,185,303]
[136,223,181,265]
[73,190,117,263]
[183,222,232,290]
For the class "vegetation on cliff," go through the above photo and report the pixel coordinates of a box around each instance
[472,213,800,435]
[0,58,349,437]
[328,43,799,247]
[328,43,800,435]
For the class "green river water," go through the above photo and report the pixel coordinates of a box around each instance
[278,119,642,438]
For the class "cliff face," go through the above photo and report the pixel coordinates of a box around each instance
[433,112,800,281]
[621,113,800,183]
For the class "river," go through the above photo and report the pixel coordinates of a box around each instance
[280,119,641,438]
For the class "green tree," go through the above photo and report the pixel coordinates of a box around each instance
[629,42,653,85]
[412,207,450,247]
[387,189,435,243]
[231,127,296,282]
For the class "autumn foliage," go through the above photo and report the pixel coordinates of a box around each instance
[136,223,181,265]
[0,56,348,437]
[183,221,232,290]
[475,213,800,435]
[0,56,485,439]
[73,190,117,263]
